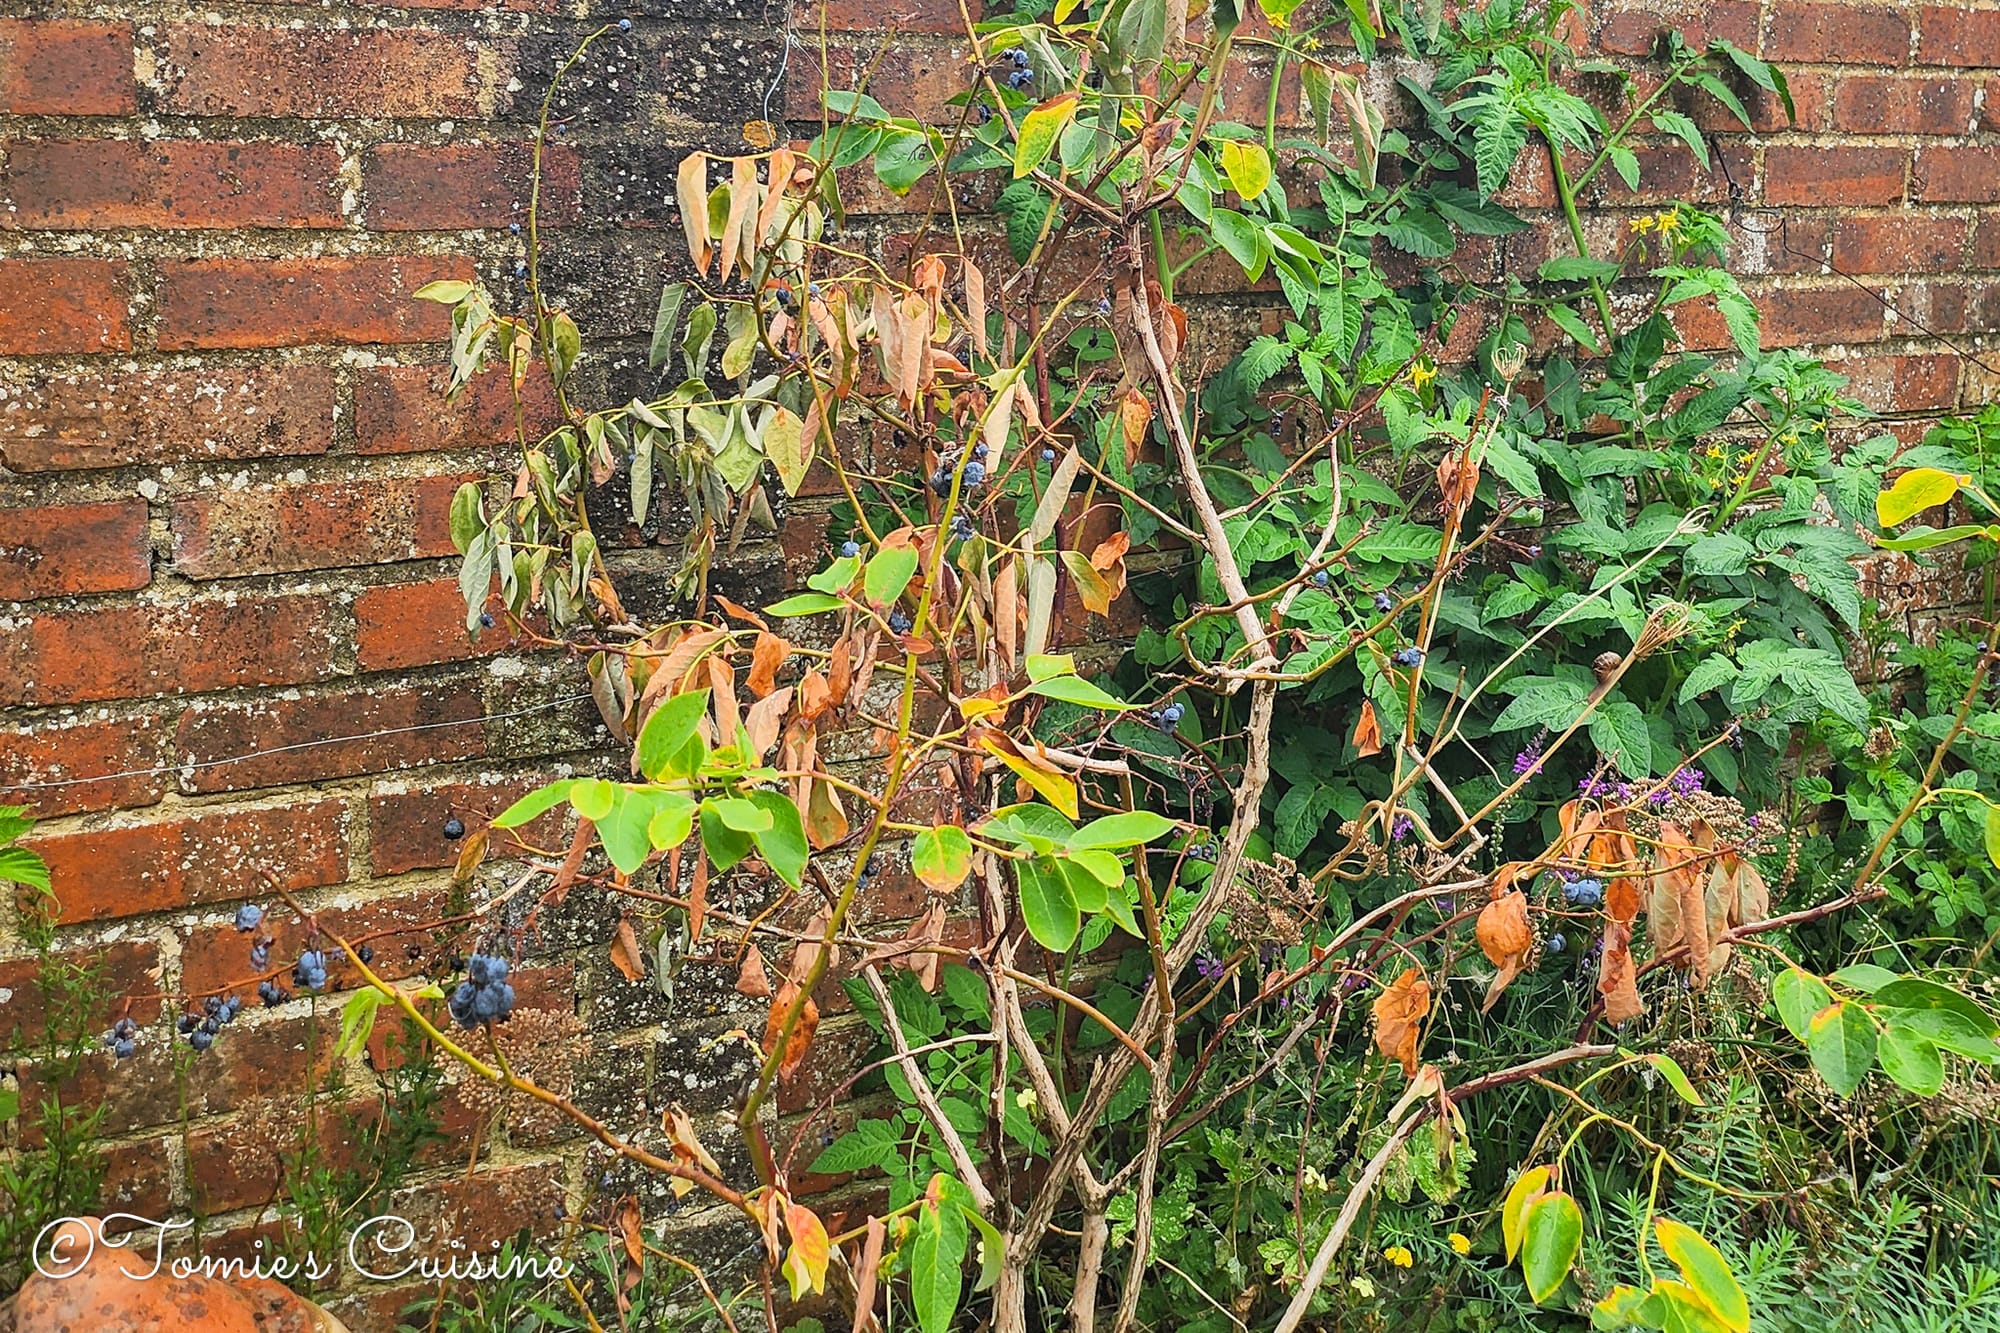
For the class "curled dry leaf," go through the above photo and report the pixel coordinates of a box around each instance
[676,152,711,275]
[744,685,793,759]
[615,1195,645,1304]
[1118,388,1153,468]
[827,634,854,707]
[1372,966,1432,1077]
[610,918,648,983]
[806,776,849,849]
[713,594,766,629]
[1090,531,1130,604]
[782,1199,832,1299]
[1477,889,1535,1012]
[1352,699,1383,757]
[798,668,834,721]
[664,1103,722,1198]
[965,257,988,359]
[736,944,772,998]
[762,980,820,1078]
[747,631,790,698]
[1599,921,1644,1024]
[1436,449,1479,516]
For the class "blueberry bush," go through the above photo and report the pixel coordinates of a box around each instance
[63,0,2000,1328]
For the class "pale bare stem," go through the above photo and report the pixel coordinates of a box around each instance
[860,965,996,1214]
[1068,1208,1110,1333]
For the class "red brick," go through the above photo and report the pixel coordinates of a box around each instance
[386,1161,565,1254]
[366,772,571,875]
[1913,144,2000,202]
[0,499,151,599]
[785,42,966,120]
[0,366,337,473]
[173,680,484,794]
[0,940,160,1048]
[1918,5,2000,64]
[1829,74,1977,134]
[1898,277,2000,334]
[0,591,345,708]
[1,140,344,230]
[98,1137,176,1218]
[0,259,129,354]
[353,577,517,673]
[1768,2,1913,62]
[1596,1,1759,56]
[1764,145,1908,206]
[179,886,452,1004]
[0,712,166,817]
[157,256,467,351]
[352,364,560,455]
[154,25,509,119]
[170,473,469,579]
[29,797,349,922]
[1828,214,1969,273]
[806,0,976,32]
[1758,285,1888,346]
[1830,351,1962,411]
[0,20,134,115]
[1975,215,2000,266]
[364,143,581,230]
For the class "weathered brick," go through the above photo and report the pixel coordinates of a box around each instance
[1829,74,1978,134]
[353,577,515,673]
[1975,215,2000,267]
[0,366,337,473]
[1829,351,1962,412]
[1596,1,1759,56]
[0,139,344,230]
[1828,214,1969,273]
[179,886,452,1003]
[1768,2,1913,63]
[0,499,152,599]
[1913,144,2000,202]
[0,591,345,708]
[156,257,468,350]
[1764,145,1909,206]
[364,143,582,230]
[1757,284,1888,346]
[806,0,976,32]
[172,680,484,794]
[0,940,161,1048]
[1918,5,2000,65]
[29,797,349,922]
[0,20,135,115]
[1897,277,2000,335]
[365,771,573,875]
[170,473,468,579]
[352,364,560,455]
[0,712,167,817]
[153,24,510,119]
[0,259,129,354]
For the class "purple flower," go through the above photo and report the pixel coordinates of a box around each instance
[1391,814,1414,841]
[1513,738,1544,777]
[1671,766,1705,797]
[1194,955,1225,982]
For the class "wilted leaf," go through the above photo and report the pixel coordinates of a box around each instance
[665,1103,722,1198]
[1599,920,1644,1024]
[980,734,1079,818]
[1477,889,1534,1012]
[1877,467,1964,527]
[1503,1165,1552,1261]
[1118,388,1152,467]
[783,1199,832,1299]
[912,824,975,890]
[763,980,820,1078]
[615,1195,645,1299]
[1373,966,1431,1077]
[764,405,811,496]
[677,152,712,274]
[1089,531,1130,605]
[611,918,647,982]
[806,775,849,849]
[1353,699,1383,757]
[736,944,772,998]
[747,631,790,698]
[1013,93,1079,178]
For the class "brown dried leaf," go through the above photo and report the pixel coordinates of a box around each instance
[897,292,931,407]
[1606,876,1643,925]
[964,258,988,359]
[799,668,833,721]
[994,558,1019,673]
[1598,921,1645,1023]
[676,152,711,274]
[1436,448,1479,515]
[748,631,790,698]
[1118,388,1153,468]
[665,1103,722,1198]
[806,776,849,849]
[719,154,757,280]
[763,980,820,1079]
[1372,966,1431,1077]
[1477,889,1534,1012]
[707,652,740,751]
[854,1216,887,1333]
[713,594,767,629]
[1352,699,1383,758]
[452,826,490,886]
[1089,530,1130,605]
[736,944,772,998]
[744,685,793,759]
[827,634,853,707]
[755,146,794,242]
[610,918,647,983]
[615,1195,645,1301]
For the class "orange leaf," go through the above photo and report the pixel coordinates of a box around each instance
[783,1199,832,1299]
[1352,699,1383,757]
[755,146,794,241]
[1089,530,1130,605]
[676,152,711,275]
[854,1216,887,1332]
[1606,876,1643,925]
[763,980,820,1078]
[714,594,767,629]
[827,634,854,706]
[747,630,790,698]
[744,685,793,759]
[707,652,740,751]
[688,851,707,943]
[1436,448,1479,515]
[965,258,988,359]
[1476,889,1534,1012]
[1118,388,1153,468]
[798,668,833,721]
[736,944,772,998]
[1598,921,1645,1024]
[615,1195,645,1300]
[1372,966,1431,1077]
[610,918,647,983]
[806,776,849,849]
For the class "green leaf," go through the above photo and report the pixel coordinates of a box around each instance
[909,1189,968,1333]
[1832,963,1901,993]
[1877,467,1965,527]
[699,800,754,872]
[490,781,576,830]
[1216,139,1273,200]
[810,1119,901,1174]
[1545,303,1601,354]
[600,787,656,874]
[1013,94,1079,178]
[864,546,920,607]
[766,592,847,616]
[912,825,975,891]
[1607,143,1641,191]
[1774,967,1834,1041]
[648,282,687,370]
[1645,1052,1704,1106]
[1649,108,1708,167]
[1878,1023,1945,1096]
[448,481,484,555]
[1071,810,1176,850]
[648,792,697,850]
[414,279,474,304]
[335,988,383,1061]
[1384,206,1454,257]
[637,690,712,782]
[1520,1191,1583,1304]
[1539,255,1623,283]
[763,405,811,497]
[1017,857,1081,953]
[1026,675,1135,710]
[0,845,51,893]
[1589,699,1652,777]
[1806,999,1878,1096]
[569,777,616,822]
[748,790,810,888]
[1871,978,1999,1035]
[1684,532,1754,576]
[1654,1218,1748,1333]
[1210,208,1267,281]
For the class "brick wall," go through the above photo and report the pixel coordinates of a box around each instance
[2,0,1999,1318]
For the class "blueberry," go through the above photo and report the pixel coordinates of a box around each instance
[250,943,269,969]
[479,612,496,629]
[294,951,326,989]
[469,954,494,986]
[190,1030,214,1053]
[1393,647,1424,668]
[234,904,264,933]
[205,996,224,1017]
[509,222,522,234]
[1007,68,1034,90]
[258,980,282,1006]
[1040,447,1055,462]
[774,286,794,308]
[443,817,466,840]
[114,1039,137,1060]
[449,981,478,1027]
[1162,703,1185,725]
[1312,569,1329,586]
[974,102,993,124]
[617,17,631,29]
[973,442,988,459]
[178,1014,197,1035]
[808,283,822,301]
[1004,46,1028,67]
[840,539,860,558]
[930,467,953,497]
[515,263,528,279]
[1095,297,1111,315]
[358,945,374,964]
[200,1017,220,1036]
[889,609,912,635]
[1545,933,1568,955]
[962,460,986,487]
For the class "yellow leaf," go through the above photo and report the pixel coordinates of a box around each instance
[980,735,1079,818]
[1654,1218,1749,1333]
[783,1200,831,1299]
[763,405,811,496]
[1502,1165,1552,1262]
[1217,139,1273,200]
[676,152,711,275]
[1013,93,1079,179]
[1877,467,1965,527]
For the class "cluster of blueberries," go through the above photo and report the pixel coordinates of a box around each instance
[1391,646,1424,667]
[1184,840,1219,862]
[177,993,243,1053]
[101,1016,140,1061]
[928,442,990,499]
[1540,877,1607,960]
[1001,46,1034,90]
[1146,701,1185,735]
[448,952,518,1029]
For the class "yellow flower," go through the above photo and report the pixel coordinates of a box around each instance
[1705,443,1725,460]
[1350,1276,1376,1298]
[1384,1245,1414,1268]
[1410,361,1437,392]
[1630,215,1656,234]
[1016,1088,1038,1111]
[1449,1232,1472,1256]
[1302,1165,1331,1192]
[1658,208,1681,234]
